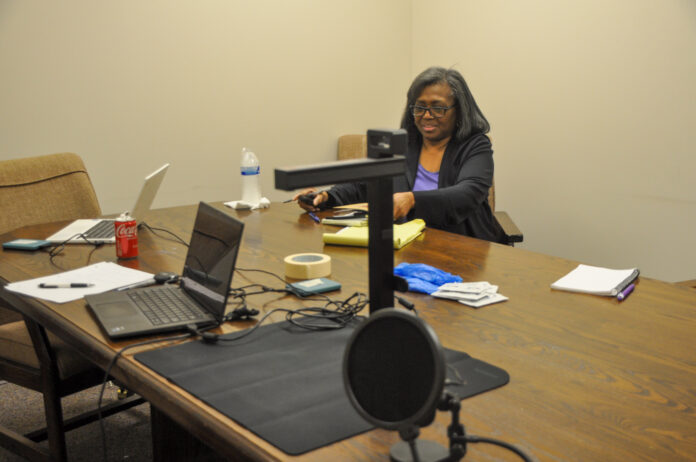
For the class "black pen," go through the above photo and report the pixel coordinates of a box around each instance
[38,283,95,289]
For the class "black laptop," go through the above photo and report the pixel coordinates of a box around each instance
[86,202,244,339]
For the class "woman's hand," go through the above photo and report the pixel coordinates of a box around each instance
[292,188,328,212]
[393,192,415,221]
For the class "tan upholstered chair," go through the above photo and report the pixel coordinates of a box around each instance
[337,134,524,245]
[0,152,101,235]
[336,134,368,161]
[0,153,143,462]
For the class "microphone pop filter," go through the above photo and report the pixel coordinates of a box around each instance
[343,308,445,430]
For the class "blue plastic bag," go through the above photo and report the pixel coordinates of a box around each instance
[394,262,462,295]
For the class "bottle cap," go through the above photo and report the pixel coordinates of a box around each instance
[117,211,134,221]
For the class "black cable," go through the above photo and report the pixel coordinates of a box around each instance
[97,332,193,462]
[86,242,103,264]
[46,232,100,269]
[234,267,355,302]
[395,295,418,315]
[203,290,368,345]
[46,221,189,269]
[465,435,533,462]
[140,222,190,247]
[234,268,355,303]
[230,267,368,330]
[85,244,523,460]
[236,267,287,283]
[441,393,533,461]
[46,244,67,270]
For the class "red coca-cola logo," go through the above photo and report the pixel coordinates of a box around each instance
[115,223,137,238]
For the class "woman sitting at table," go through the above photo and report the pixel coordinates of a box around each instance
[294,66,505,244]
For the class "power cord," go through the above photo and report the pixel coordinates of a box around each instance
[86,242,103,264]
[140,222,190,247]
[196,277,368,344]
[84,224,526,460]
[464,435,533,461]
[394,295,417,314]
[232,267,369,330]
[224,306,260,321]
[97,332,193,462]
[438,393,533,462]
[44,221,190,271]
[46,232,98,269]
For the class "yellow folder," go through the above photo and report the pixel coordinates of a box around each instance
[322,219,425,249]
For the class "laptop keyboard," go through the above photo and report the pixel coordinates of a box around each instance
[84,220,115,239]
[128,287,207,326]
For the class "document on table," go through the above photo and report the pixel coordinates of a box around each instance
[322,219,425,249]
[431,281,509,308]
[5,262,154,303]
[550,264,639,296]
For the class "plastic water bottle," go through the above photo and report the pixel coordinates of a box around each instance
[240,147,261,204]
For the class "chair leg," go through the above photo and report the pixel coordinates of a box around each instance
[25,316,69,462]
[26,394,145,441]
[41,381,68,462]
[0,426,52,462]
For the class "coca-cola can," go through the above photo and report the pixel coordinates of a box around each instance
[115,212,138,259]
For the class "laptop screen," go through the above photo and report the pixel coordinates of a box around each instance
[180,203,244,320]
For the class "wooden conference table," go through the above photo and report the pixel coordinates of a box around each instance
[1,202,695,462]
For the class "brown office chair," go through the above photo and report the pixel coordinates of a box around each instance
[0,153,143,462]
[337,134,524,246]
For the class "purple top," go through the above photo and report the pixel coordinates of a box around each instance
[413,163,439,192]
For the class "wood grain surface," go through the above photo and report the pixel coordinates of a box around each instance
[1,202,694,461]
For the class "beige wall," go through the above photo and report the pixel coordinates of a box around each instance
[0,0,411,209]
[2,1,695,282]
[412,0,696,282]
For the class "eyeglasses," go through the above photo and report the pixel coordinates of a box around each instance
[410,105,455,118]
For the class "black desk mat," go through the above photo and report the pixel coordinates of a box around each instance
[135,320,509,455]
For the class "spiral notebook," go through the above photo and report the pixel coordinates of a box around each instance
[551,264,639,296]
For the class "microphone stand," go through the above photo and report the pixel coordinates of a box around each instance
[436,392,533,462]
[275,129,408,314]
[438,393,467,461]
[390,423,449,462]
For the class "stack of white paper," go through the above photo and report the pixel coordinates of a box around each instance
[5,262,155,303]
[431,281,508,308]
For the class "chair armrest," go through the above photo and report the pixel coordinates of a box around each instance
[494,211,523,245]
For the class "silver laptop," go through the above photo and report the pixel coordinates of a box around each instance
[46,163,169,244]
[85,202,244,339]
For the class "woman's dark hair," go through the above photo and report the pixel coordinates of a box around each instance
[400,67,489,146]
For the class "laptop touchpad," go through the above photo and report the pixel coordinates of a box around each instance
[98,302,140,318]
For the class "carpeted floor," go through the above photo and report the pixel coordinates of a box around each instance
[0,380,152,462]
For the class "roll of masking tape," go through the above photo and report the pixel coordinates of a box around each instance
[284,253,331,279]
